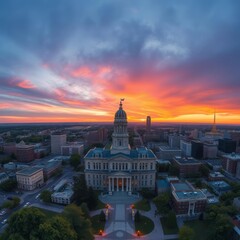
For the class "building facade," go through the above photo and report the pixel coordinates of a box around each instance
[16,167,44,190]
[16,141,35,162]
[51,134,67,155]
[84,100,156,195]
[171,181,207,216]
[173,156,202,178]
[222,153,240,178]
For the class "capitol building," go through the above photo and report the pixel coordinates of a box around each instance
[84,100,156,195]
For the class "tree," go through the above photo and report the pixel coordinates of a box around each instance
[87,187,98,210]
[70,154,81,170]
[73,175,88,205]
[80,202,90,218]
[140,188,155,199]
[179,225,195,240]
[169,165,179,176]
[2,207,46,240]
[63,204,94,240]
[214,214,233,240]
[199,164,210,177]
[99,210,106,222]
[0,179,17,192]
[39,216,77,240]
[11,197,20,208]
[195,179,203,188]
[40,190,52,203]
[153,192,170,215]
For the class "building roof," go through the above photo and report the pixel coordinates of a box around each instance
[156,179,170,189]
[16,166,43,176]
[159,146,181,151]
[0,172,8,180]
[85,147,156,159]
[223,153,240,160]
[175,190,206,200]
[172,182,192,191]
[208,181,231,191]
[174,156,200,165]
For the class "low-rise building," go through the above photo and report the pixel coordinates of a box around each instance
[171,181,207,216]
[173,156,202,178]
[61,143,84,156]
[16,167,44,190]
[36,161,62,180]
[207,180,231,196]
[51,179,73,205]
[158,146,181,160]
[208,172,225,181]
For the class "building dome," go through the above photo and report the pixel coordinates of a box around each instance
[115,100,127,119]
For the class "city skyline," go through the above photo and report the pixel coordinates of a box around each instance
[0,1,240,124]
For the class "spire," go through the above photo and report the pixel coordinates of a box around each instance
[119,98,124,109]
[211,110,217,133]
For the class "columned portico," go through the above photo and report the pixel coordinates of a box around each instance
[108,175,132,195]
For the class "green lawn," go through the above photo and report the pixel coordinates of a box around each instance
[135,215,154,235]
[160,217,178,235]
[134,199,151,211]
[90,214,106,235]
[185,220,215,240]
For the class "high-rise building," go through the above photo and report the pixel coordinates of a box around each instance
[146,116,151,133]
[84,100,156,195]
[51,134,67,155]
[191,140,203,159]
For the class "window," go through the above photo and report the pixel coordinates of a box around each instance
[150,163,153,170]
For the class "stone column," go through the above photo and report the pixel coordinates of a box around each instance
[122,178,124,191]
[112,177,114,192]
[129,178,132,192]
[108,177,111,192]
[117,178,119,191]
[126,177,129,192]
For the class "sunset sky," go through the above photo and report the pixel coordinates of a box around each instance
[0,0,240,124]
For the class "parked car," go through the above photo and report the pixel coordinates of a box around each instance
[1,219,7,225]
[23,202,30,207]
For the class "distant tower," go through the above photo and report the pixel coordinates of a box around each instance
[211,111,217,133]
[146,116,151,133]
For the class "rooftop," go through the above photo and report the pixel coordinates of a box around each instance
[85,147,156,159]
[171,182,192,191]
[17,166,43,176]
[223,153,240,160]
[208,181,231,190]
[159,146,181,151]
[175,190,206,200]
[174,156,200,165]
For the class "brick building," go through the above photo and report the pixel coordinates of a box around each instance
[173,156,202,177]
[16,141,35,162]
[171,181,207,216]
[222,153,240,178]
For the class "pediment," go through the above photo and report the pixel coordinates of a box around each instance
[109,154,133,162]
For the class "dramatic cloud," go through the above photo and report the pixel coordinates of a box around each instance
[0,0,240,124]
